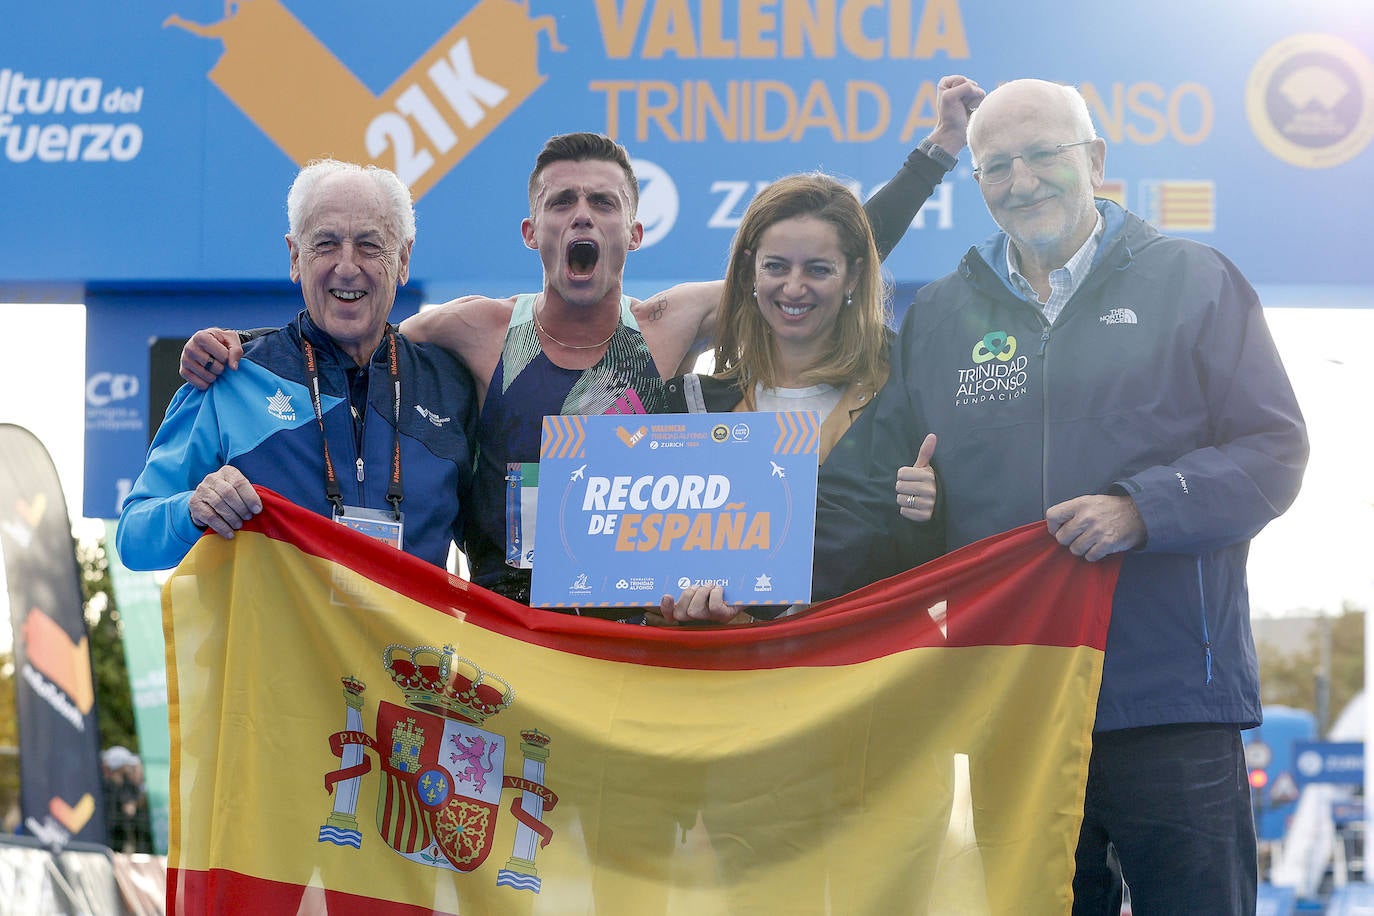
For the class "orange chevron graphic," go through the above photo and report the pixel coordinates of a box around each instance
[21,607,95,715]
[773,412,820,455]
[540,415,586,459]
[50,793,96,834]
[17,492,47,528]
[166,0,565,199]
[775,413,798,454]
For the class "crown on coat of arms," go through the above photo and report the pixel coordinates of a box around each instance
[383,643,515,725]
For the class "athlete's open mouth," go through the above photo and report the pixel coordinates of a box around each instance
[332,290,365,301]
[567,239,600,278]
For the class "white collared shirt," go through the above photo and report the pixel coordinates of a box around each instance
[1006,213,1105,325]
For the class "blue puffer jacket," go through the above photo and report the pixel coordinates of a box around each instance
[815,201,1308,732]
[118,311,477,570]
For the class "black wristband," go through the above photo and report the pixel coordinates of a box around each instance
[917,137,958,172]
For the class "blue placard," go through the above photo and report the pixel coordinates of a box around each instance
[529,411,819,608]
[1293,741,1365,786]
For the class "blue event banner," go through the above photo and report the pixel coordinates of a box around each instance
[530,411,819,609]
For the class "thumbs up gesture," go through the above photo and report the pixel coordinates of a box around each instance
[895,433,937,522]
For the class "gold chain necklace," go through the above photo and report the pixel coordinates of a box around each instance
[532,302,620,350]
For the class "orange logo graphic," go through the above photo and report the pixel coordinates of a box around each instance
[22,607,95,715]
[50,793,96,834]
[165,0,565,198]
[615,425,647,448]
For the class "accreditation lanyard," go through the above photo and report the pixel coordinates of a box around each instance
[301,329,404,520]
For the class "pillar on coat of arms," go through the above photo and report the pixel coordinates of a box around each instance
[319,676,367,848]
[497,729,553,893]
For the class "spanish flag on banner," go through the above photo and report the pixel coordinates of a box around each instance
[164,490,1117,915]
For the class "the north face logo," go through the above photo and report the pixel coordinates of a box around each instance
[1099,308,1138,325]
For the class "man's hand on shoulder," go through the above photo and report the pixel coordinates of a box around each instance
[1045,494,1146,562]
[189,466,263,539]
[181,328,244,390]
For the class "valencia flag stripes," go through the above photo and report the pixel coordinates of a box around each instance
[164,489,1117,915]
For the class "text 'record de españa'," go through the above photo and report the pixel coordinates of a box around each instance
[530,411,819,608]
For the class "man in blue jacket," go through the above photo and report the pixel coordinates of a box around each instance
[814,79,1308,913]
[117,159,477,570]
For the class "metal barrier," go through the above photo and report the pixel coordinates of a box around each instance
[0,832,164,915]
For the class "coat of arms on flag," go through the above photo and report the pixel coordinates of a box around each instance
[318,644,558,891]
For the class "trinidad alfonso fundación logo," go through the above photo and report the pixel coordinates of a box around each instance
[953,331,1029,406]
[319,644,559,895]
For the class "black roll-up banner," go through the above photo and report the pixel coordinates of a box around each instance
[0,424,106,847]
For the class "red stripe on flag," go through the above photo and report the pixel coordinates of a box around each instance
[169,867,454,916]
[234,489,1117,669]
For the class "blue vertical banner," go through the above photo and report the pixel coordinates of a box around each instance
[0,424,105,847]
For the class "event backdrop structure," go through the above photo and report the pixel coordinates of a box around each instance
[0,0,1368,515]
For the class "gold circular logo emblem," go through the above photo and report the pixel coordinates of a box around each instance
[1246,33,1374,168]
[711,424,730,443]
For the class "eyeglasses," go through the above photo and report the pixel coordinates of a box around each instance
[972,139,1096,185]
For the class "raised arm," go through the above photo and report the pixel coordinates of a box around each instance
[865,74,984,260]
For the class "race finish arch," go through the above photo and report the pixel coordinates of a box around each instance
[0,0,1366,516]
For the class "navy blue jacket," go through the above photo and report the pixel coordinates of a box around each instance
[118,311,477,570]
[815,202,1308,732]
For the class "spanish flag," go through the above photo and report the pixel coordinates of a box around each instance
[164,490,1116,914]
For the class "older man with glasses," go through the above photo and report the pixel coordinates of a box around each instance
[813,78,1308,913]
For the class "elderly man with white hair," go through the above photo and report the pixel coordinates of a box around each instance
[118,159,477,570]
[814,78,1308,913]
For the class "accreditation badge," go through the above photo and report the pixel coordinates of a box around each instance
[503,462,539,570]
[334,505,405,551]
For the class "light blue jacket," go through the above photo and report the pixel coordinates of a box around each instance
[117,312,476,570]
